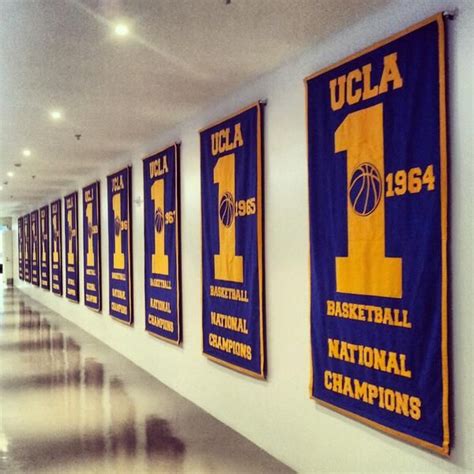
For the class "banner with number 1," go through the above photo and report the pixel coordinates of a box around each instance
[83,181,102,311]
[200,103,266,379]
[50,199,63,295]
[107,167,133,324]
[40,205,50,290]
[65,192,79,302]
[143,144,181,344]
[306,14,449,454]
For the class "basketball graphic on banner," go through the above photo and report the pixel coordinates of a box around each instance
[219,192,235,227]
[349,163,383,216]
[114,216,121,236]
[155,207,165,234]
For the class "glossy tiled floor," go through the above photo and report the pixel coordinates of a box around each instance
[0,288,292,474]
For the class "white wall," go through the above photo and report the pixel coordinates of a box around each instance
[0,230,13,284]
[12,0,474,471]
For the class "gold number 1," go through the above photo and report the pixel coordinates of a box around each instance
[52,215,58,263]
[67,209,74,265]
[112,193,125,270]
[335,103,402,298]
[41,214,46,263]
[32,220,37,262]
[213,153,243,283]
[151,179,169,275]
[86,203,95,267]
[24,223,29,260]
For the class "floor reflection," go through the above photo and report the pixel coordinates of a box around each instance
[0,289,291,473]
[109,377,137,456]
[146,416,186,458]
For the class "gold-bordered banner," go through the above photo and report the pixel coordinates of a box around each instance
[200,102,266,379]
[107,166,133,325]
[65,192,80,302]
[83,181,102,312]
[23,214,31,282]
[143,143,182,345]
[40,205,50,290]
[30,210,40,286]
[18,216,24,280]
[306,14,449,455]
[51,199,63,295]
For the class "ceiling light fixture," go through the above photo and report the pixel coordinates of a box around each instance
[50,110,62,121]
[7,171,14,178]
[114,23,129,37]
[0,186,3,191]
[22,148,32,157]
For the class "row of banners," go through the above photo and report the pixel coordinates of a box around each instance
[16,15,449,455]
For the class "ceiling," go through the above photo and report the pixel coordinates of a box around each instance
[0,0,391,217]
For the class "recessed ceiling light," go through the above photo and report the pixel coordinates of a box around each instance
[7,171,14,178]
[22,148,32,157]
[0,186,3,191]
[114,23,129,37]
[50,110,62,121]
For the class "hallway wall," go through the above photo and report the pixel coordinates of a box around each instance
[0,231,13,285]
[12,1,474,471]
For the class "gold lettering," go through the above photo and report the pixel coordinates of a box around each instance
[330,76,346,111]
[346,69,362,105]
[379,52,403,93]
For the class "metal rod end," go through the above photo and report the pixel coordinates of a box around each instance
[443,9,457,20]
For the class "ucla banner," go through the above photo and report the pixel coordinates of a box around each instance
[23,214,31,282]
[107,167,133,324]
[200,103,265,378]
[51,199,63,295]
[65,192,80,302]
[143,144,182,344]
[40,205,50,290]
[18,217,24,280]
[83,182,102,311]
[30,210,40,286]
[306,15,449,454]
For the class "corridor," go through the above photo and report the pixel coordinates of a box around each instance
[0,288,291,473]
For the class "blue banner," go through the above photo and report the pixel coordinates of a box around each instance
[40,205,50,290]
[51,199,63,295]
[143,144,181,344]
[83,182,102,311]
[23,214,31,283]
[306,15,449,454]
[200,103,265,378]
[65,192,80,302]
[107,167,133,324]
[18,217,24,280]
[30,210,40,286]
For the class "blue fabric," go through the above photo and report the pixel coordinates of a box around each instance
[65,192,80,301]
[107,167,133,323]
[18,217,24,280]
[30,210,40,286]
[83,182,102,311]
[51,199,63,295]
[23,214,31,283]
[40,205,50,290]
[143,145,181,343]
[200,104,265,377]
[307,18,448,450]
